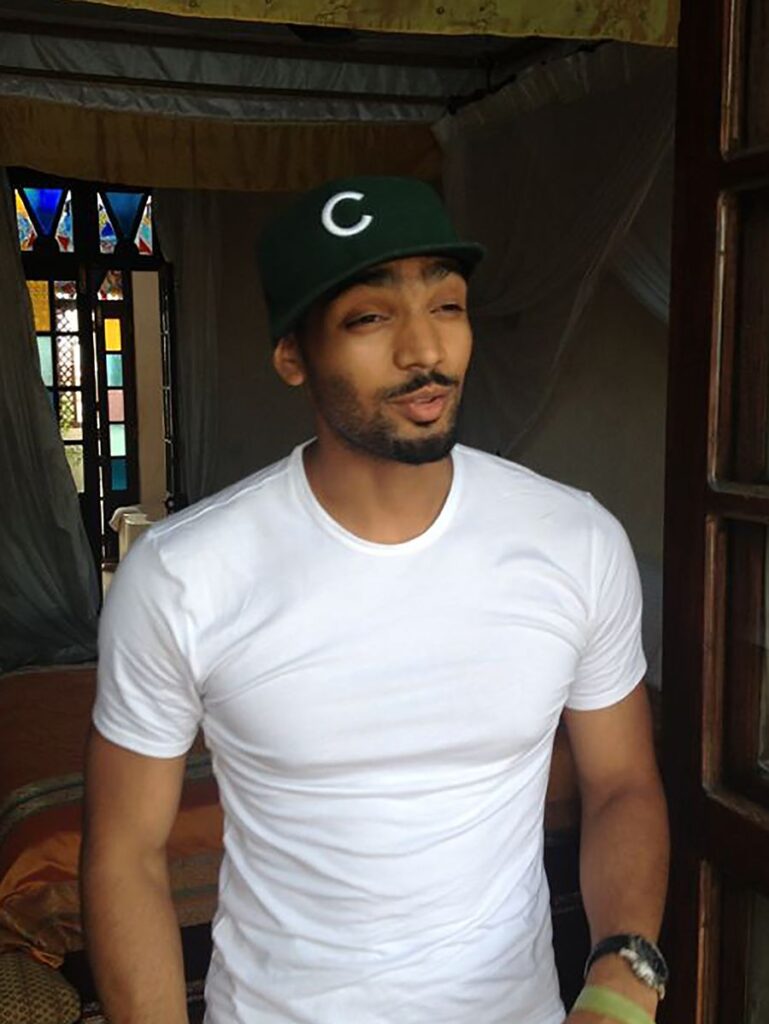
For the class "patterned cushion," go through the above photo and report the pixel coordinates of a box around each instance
[0,953,79,1024]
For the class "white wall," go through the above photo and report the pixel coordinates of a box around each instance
[132,271,166,517]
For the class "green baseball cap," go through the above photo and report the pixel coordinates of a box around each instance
[258,176,485,343]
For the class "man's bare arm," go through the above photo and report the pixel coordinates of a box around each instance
[81,727,189,1024]
[563,683,670,1021]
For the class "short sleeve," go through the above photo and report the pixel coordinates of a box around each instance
[566,500,647,711]
[93,531,202,757]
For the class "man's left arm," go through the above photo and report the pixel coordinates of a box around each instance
[563,681,669,1022]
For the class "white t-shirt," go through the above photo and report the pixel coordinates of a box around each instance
[94,442,646,1024]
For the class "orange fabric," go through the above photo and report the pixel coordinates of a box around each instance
[0,780,222,966]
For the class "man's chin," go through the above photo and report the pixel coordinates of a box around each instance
[385,428,458,465]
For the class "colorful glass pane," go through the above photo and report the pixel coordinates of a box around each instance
[23,188,63,236]
[104,319,122,352]
[98,194,117,254]
[107,389,125,421]
[105,191,144,239]
[98,270,124,301]
[111,457,128,491]
[106,353,123,387]
[57,336,81,387]
[135,195,153,255]
[15,190,37,251]
[54,280,77,300]
[65,445,85,493]
[110,423,126,457]
[55,304,78,334]
[37,337,53,386]
[56,191,74,253]
[27,281,50,332]
[59,392,83,441]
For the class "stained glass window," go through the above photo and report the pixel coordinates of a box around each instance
[109,423,126,457]
[56,191,74,253]
[111,457,127,491]
[15,188,75,253]
[65,445,85,493]
[54,280,77,300]
[106,353,123,388]
[98,193,117,254]
[98,270,124,302]
[104,319,122,352]
[23,188,63,235]
[27,281,50,332]
[135,195,153,255]
[15,191,37,251]
[105,192,143,238]
[55,305,78,334]
[107,390,125,421]
[57,337,81,387]
[97,191,151,256]
[59,393,83,441]
[37,337,53,387]
[15,174,159,557]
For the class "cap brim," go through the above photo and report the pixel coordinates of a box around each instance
[271,240,486,342]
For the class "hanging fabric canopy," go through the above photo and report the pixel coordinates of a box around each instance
[611,146,674,323]
[63,0,680,47]
[436,42,676,457]
[0,15,476,189]
[0,101,441,192]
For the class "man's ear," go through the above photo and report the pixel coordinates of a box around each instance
[272,334,307,387]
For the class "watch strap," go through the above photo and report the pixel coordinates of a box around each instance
[584,934,669,999]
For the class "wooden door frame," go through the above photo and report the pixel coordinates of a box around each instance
[662,2,769,1021]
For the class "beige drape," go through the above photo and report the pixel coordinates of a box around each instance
[0,98,441,191]
[64,0,680,47]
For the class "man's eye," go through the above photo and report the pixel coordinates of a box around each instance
[346,313,382,327]
[436,302,465,313]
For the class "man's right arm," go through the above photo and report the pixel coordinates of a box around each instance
[81,726,190,1024]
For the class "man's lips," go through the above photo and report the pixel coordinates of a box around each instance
[389,385,453,423]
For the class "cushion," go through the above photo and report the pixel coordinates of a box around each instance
[0,952,79,1024]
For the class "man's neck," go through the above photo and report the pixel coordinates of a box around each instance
[302,437,455,545]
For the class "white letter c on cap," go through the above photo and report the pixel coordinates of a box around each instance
[321,191,373,237]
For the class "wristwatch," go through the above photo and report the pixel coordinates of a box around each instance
[584,934,669,999]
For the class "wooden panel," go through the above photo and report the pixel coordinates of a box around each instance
[721,521,769,804]
[723,0,769,155]
[702,790,769,895]
[662,0,725,1020]
[708,487,769,521]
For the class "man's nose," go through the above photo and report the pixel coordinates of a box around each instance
[392,311,444,371]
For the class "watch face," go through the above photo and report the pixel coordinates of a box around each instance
[627,935,669,981]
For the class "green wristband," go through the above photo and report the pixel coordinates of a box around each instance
[573,985,655,1024]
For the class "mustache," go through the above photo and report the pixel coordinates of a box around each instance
[381,372,460,401]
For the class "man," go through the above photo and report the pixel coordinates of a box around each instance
[82,177,669,1024]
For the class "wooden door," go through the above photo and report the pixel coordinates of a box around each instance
[663,2,769,1021]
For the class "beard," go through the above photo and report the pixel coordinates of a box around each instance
[307,370,461,465]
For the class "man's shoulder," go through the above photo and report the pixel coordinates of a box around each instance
[456,444,598,516]
[146,451,294,554]
[455,444,631,559]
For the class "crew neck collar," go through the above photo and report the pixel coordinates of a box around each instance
[290,440,463,556]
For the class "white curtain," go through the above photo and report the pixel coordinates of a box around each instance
[0,173,99,672]
[612,145,674,323]
[435,43,676,456]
